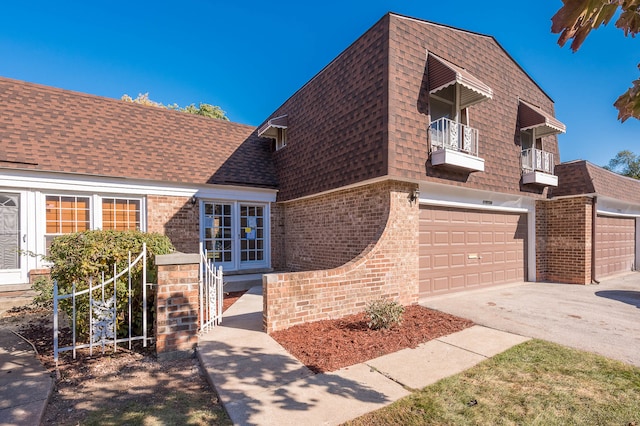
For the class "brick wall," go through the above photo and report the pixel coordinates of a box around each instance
[282,181,392,271]
[270,202,286,271]
[263,180,419,333]
[147,195,199,253]
[155,253,200,359]
[536,197,592,284]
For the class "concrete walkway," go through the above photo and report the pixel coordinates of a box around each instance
[198,286,528,426]
[0,328,53,426]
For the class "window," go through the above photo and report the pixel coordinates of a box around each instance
[45,195,91,247]
[46,196,90,235]
[102,198,141,230]
[275,128,287,151]
[44,194,144,250]
[520,129,542,151]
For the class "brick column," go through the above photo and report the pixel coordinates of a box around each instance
[155,253,200,360]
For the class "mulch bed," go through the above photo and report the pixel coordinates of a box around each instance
[271,305,473,373]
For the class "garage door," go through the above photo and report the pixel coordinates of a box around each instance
[419,206,527,297]
[596,215,635,278]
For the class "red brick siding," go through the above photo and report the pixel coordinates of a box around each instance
[282,182,391,272]
[536,197,592,284]
[263,181,419,333]
[387,15,559,198]
[270,202,286,271]
[269,15,390,201]
[155,262,200,356]
[147,195,199,253]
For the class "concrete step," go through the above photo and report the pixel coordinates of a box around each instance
[224,274,264,292]
[0,288,35,313]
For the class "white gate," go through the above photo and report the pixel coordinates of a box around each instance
[200,242,223,333]
[53,244,149,363]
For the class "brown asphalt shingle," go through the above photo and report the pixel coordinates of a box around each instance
[552,160,640,204]
[0,77,278,188]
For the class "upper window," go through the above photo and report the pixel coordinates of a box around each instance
[102,198,141,231]
[275,128,287,151]
[257,115,288,151]
[520,129,542,151]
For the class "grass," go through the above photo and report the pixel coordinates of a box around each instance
[81,390,232,426]
[345,339,640,425]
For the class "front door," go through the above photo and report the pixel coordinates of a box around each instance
[0,192,26,285]
[202,201,268,271]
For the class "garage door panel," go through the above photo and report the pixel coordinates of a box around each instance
[419,206,526,297]
[432,254,449,268]
[596,215,635,279]
[466,232,480,244]
[451,253,466,266]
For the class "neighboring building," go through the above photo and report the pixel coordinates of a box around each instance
[0,76,278,288]
[538,160,640,285]
[1,13,638,333]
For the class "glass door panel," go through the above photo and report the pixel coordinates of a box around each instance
[240,205,265,267]
[203,202,234,269]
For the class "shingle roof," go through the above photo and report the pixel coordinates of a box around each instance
[0,77,278,188]
[552,160,640,204]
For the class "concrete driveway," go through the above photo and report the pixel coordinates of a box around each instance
[421,272,640,368]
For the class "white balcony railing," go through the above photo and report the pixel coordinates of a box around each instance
[522,148,554,174]
[429,117,479,157]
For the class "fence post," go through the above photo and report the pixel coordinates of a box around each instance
[155,253,201,360]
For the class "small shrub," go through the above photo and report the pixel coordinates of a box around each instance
[31,276,54,308]
[365,298,405,330]
[47,230,175,338]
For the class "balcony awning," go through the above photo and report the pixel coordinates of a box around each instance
[427,52,493,109]
[258,115,288,138]
[518,100,566,137]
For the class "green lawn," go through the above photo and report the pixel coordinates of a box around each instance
[346,339,640,425]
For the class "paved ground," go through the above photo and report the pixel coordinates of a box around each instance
[0,328,53,426]
[421,272,640,368]
[198,286,528,426]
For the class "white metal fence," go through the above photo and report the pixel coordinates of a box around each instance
[53,244,149,363]
[522,148,554,174]
[200,244,223,333]
[429,117,479,156]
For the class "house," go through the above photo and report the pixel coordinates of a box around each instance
[261,13,571,331]
[0,76,278,289]
[1,12,638,333]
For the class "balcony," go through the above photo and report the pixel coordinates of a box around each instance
[521,148,558,187]
[429,117,485,172]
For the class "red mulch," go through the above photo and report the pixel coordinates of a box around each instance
[271,305,473,373]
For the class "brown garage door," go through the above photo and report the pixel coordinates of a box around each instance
[419,206,527,297]
[596,215,635,278]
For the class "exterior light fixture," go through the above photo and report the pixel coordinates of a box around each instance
[409,189,420,205]
[190,196,198,207]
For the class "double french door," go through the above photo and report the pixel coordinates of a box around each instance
[202,201,267,271]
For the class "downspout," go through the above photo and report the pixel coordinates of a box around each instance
[591,196,600,284]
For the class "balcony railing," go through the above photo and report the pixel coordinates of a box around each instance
[429,117,479,157]
[522,148,554,174]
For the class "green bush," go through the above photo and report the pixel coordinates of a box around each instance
[365,298,405,330]
[47,230,174,340]
[31,276,54,308]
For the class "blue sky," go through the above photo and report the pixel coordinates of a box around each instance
[1,1,638,165]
